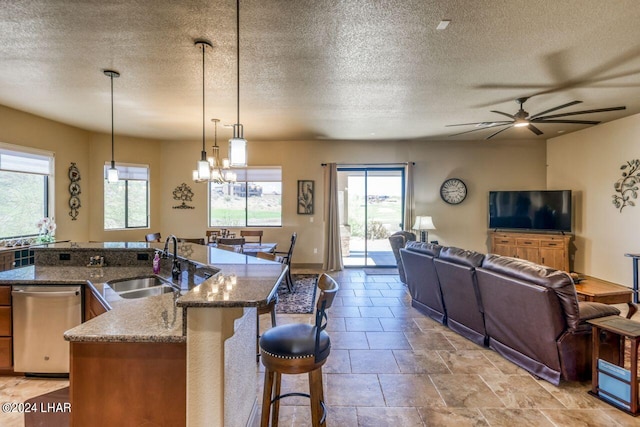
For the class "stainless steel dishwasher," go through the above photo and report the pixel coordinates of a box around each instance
[12,285,82,375]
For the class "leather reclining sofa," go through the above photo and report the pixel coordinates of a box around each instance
[400,241,621,385]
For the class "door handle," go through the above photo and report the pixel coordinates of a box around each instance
[12,290,80,298]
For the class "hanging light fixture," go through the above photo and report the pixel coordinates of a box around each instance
[104,69,120,183]
[193,39,213,182]
[207,118,236,183]
[229,0,247,167]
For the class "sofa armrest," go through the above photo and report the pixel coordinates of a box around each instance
[578,301,620,323]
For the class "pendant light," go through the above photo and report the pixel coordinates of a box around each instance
[104,70,120,183]
[208,118,236,183]
[193,39,213,182]
[229,0,247,167]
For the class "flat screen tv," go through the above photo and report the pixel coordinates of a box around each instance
[488,190,572,232]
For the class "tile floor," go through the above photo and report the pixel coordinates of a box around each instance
[255,268,640,426]
[1,268,638,426]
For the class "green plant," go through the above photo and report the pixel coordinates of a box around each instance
[367,221,391,239]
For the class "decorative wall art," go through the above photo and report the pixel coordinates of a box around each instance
[612,159,640,212]
[297,180,314,214]
[68,162,81,220]
[172,183,195,209]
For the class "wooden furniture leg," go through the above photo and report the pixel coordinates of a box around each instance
[261,369,274,427]
[309,367,326,427]
[272,372,281,427]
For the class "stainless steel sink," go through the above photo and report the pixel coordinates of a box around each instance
[107,276,167,293]
[118,285,177,299]
[106,275,179,299]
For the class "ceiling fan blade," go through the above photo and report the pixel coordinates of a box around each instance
[490,110,515,119]
[529,101,582,119]
[537,106,626,120]
[528,124,543,135]
[532,119,601,125]
[448,123,511,137]
[486,125,513,139]
[445,121,511,127]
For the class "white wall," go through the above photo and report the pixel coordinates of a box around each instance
[547,113,640,286]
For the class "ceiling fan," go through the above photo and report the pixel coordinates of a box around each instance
[447,97,626,139]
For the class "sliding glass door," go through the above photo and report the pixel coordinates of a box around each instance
[337,167,405,267]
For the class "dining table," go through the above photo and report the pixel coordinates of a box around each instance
[209,242,277,257]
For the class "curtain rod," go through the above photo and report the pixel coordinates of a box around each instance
[321,162,414,166]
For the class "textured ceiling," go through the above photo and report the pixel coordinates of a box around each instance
[1,0,640,142]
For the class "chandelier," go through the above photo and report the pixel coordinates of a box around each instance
[192,40,236,184]
[206,119,236,183]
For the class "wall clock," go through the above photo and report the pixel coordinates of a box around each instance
[440,178,467,205]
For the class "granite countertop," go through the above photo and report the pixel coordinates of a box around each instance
[0,242,287,343]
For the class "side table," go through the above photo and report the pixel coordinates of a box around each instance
[588,315,640,415]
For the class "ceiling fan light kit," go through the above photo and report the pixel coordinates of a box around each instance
[447,96,626,139]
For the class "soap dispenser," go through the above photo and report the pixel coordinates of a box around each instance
[153,251,161,274]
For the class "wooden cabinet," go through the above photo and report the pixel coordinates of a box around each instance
[70,341,186,426]
[84,286,109,320]
[0,251,14,272]
[0,286,11,368]
[489,231,572,272]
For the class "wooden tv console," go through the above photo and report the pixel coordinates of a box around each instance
[489,231,572,272]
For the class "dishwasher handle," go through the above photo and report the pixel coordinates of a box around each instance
[12,290,80,298]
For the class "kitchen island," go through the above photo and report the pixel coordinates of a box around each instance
[0,241,287,427]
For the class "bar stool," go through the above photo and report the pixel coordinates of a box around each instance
[259,273,339,427]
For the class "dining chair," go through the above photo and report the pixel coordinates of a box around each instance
[145,232,161,242]
[240,230,263,245]
[216,243,242,253]
[275,232,297,293]
[205,230,220,244]
[218,237,245,252]
[178,237,205,245]
[255,251,284,361]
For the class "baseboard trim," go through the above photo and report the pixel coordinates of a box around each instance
[291,262,324,270]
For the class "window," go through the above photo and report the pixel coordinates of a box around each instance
[209,167,282,227]
[104,163,149,230]
[0,144,54,240]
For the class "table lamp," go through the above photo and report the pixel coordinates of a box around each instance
[413,216,436,243]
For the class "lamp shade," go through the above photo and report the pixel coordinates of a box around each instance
[413,216,436,230]
[229,136,247,167]
[107,165,119,183]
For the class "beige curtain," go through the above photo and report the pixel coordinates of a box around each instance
[323,163,343,271]
[403,162,414,231]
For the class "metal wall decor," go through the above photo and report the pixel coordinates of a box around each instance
[613,159,640,212]
[68,162,81,220]
[297,180,314,214]
[173,183,195,209]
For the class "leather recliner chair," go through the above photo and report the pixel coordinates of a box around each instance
[400,241,446,324]
[433,247,487,346]
[476,254,620,385]
[388,231,416,283]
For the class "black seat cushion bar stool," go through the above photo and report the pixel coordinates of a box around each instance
[259,273,339,427]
